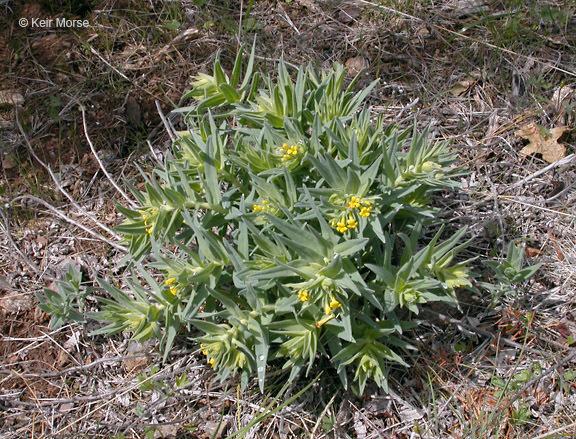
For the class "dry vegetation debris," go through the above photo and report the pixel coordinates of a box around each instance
[1,0,576,437]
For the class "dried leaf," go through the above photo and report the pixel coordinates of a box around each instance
[123,341,151,372]
[524,246,542,258]
[515,121,567,163]
[553,322,572,340]
[155,424,180,438]
[364,396,394,417]
[547,180,565,199]
[199,420,229,439]
[64,331,81,351]
[58,402,75,414]
[336,5,361,23]
[547,230,565,261]
[353,411,368,439]
[0,275,11,292]
[449,79,476,97]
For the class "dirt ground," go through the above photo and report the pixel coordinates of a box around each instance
[1,0,576,438]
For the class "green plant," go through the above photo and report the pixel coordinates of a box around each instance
[137,365,164,392]
[46,45,478,393]
[482,241,541,300]
[36,266,86,329]
[491,363,540,427]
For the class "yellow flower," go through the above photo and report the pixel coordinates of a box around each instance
[347,217,358,229]
[336,220,348,233]
[146,223,155,235]
[324,297,342,314]
[252,201,268,212]
[280,144,301,161]
[169,286,178,295]
[359,206,372,218]
[207,357,215,367]
[200,344,208,356]
[164,277,176,285]
[140,210,152,225]
[298,289,310,302]
[329,298,342,310]
[345,196,361,209]
[362,200,371,207]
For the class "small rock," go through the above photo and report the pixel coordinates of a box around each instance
[53,258,81,280]
[199,419,230,439]
[336,5,361,24]
[0,90,25,107]
[154,424,180,438]
[345,56,368,75]
[2,155,17,169]
[59,402,74,413]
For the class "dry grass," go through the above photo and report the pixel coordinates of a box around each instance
[1,0,576,437]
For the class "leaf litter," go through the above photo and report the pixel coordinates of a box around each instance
[515,121,568,163]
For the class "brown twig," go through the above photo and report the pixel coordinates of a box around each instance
[81,106,138,208]
[11,195,127,252]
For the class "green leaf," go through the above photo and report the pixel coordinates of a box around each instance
[196,94,227,112]
[230,46,244,89]
[307,154,347,190]
[189,319,228,335]
[334,238,368,257]
[213,58,228,86]
[252,321,269,392]
[264,214,324,260]
[218,83,240,103]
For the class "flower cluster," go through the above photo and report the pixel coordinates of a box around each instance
[295,286,342,327]
[252,200,269,212]
[139,209,156,236]
[279,143,302,162]
[316,297,343,328]
[331,197,374,234]
[332,216,357,233]
[200,344,216,367]
[345,196,361,209]
[298,289,310,302]
[346,197,373,217]
[164,277,178,295]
